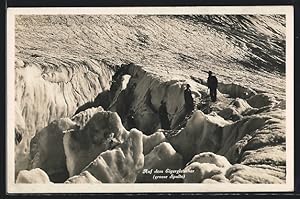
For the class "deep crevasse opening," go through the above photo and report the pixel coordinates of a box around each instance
[16,63,286,184]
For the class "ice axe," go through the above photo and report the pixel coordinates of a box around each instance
[200,69,210,74]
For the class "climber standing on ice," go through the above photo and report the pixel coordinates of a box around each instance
[158,101,171,130]
[126,109,136,130]
[207,71,218,102]
[184,84,194,114]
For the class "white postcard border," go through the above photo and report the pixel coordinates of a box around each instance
[6,6,294,193]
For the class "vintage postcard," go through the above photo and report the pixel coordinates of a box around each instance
[7,6,294,193]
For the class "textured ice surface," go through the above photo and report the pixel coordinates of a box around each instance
[14,15,287,184]
[16,168,52,184]
[82,129,144,183]
[136,142,183,183]
[64,110,128,177]
[64,171,101,184]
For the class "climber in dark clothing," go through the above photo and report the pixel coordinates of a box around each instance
[126,109,136,130]
[158,101,171,130]
[184,84,194,114]
[207,71,218,102]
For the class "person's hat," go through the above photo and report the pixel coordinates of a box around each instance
[208,71,212,75]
